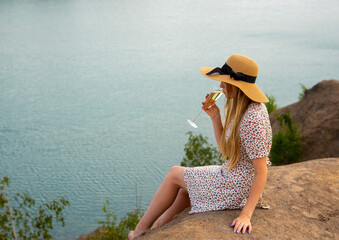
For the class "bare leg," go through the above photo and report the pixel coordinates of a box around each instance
[151,188,190,229]
[128,166,187,240]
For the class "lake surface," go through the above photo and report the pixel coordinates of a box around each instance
[0,0,338,239]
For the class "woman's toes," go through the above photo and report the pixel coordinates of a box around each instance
[128,231,135,240]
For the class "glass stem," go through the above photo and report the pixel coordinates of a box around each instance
[192,109,204,122]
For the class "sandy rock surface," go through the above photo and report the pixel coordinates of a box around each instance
[137,158,338,240]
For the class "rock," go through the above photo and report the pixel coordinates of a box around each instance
[137,158,339,240]
[77,158,339,240]
[269,79,339,162]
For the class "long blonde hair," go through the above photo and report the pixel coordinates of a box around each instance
[219,84,253,171]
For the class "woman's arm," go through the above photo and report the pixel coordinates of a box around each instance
[202,98,223,148]
[231,156,268,234]
[210,110,223,148]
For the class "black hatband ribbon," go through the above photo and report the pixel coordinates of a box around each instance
[206,63,256,84]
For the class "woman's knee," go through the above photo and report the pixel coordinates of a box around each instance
[167,166,185,185]
[169,166,183,173]
[169,166,184,177]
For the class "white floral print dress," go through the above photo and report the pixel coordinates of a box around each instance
[184,102,272,214]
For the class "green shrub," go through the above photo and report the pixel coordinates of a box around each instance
[0,176,70,240]
[181,131,221,167]
[298,83,308,100]
[89,200,144,240]
[270,111,303,165]
[264,94,278,114]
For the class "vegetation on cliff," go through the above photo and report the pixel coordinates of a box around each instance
[180,131,221,167]
[270,111,303,165]
[0,177,70,240]
[88,199,143,240]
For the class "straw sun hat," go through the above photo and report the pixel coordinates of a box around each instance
[200,54,268,103]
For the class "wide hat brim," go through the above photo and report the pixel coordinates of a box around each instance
[200,67,269,103]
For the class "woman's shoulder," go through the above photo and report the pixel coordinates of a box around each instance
[242,102,269,124]
[248,102,268,113]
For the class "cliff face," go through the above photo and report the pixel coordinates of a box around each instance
[269,79,339,161]
[138,158,339,240]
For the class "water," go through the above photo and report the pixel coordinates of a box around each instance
[0,0,338,239]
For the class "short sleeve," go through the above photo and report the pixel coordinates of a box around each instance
[240,104,272,160]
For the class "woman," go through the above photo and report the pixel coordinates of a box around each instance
[128,54,272,239]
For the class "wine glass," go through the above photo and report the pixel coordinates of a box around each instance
[187,89,223,128]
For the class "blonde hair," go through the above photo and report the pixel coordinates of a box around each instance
[219,84,252,171]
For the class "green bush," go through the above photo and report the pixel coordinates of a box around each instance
[270,111,303,165]
[89,199,144,240]
[0,176,70,240]
[181,131,221,167]
[298,83,308,100]
[264,94,278,114]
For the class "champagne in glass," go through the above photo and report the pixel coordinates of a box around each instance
[187,89,223,128]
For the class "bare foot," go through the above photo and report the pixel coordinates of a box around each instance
[128,227,147,240]
[128,231,142,240]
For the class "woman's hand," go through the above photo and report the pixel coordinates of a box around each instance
[231,214,252,234]
[202,94,220,121]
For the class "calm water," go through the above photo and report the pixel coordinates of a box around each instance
[0,0,338,239]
